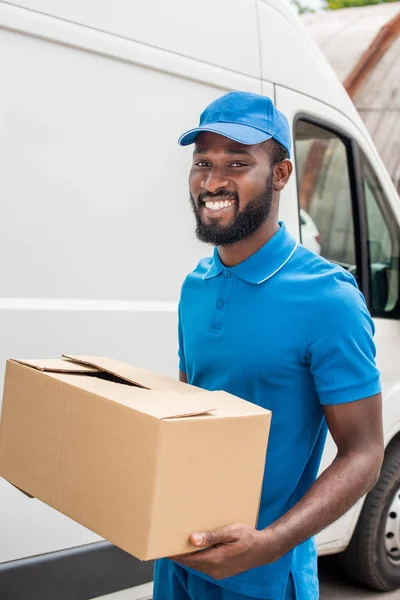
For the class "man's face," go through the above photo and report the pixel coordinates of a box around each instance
[189,132,274,246]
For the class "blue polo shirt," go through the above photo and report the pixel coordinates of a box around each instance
[176,222,381,600]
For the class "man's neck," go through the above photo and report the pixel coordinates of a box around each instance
[217,218,280,267]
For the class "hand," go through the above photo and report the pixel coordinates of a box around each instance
[171,524,281,580]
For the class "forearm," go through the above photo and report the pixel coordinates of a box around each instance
[265,447,382,559]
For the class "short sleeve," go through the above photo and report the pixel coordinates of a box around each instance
[305,272,381,405]
[178,302,186,374]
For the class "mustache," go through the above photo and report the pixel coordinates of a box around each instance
[198,190,239,204]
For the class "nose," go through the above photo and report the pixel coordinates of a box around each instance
[201,169,229,194]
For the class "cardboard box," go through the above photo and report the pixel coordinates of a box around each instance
[0,355,271,560]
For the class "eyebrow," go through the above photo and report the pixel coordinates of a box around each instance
[193,147,253,156]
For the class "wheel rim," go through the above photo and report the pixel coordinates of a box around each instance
[385,485,400,564]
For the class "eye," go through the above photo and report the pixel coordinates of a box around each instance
[229,162,247,168]
[194,161,210,168]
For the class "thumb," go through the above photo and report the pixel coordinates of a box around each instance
[190,527,236,547]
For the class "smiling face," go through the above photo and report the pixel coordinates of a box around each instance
[189,132,276,246]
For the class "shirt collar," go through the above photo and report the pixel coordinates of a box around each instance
[203,222,299,284]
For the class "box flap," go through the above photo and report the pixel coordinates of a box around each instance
[11,483,34,499]
[44,373,215,420]
[11,359,99,374]
[127,391,216,420]
[62,354,197,392]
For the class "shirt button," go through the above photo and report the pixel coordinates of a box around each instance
[217,300,225,308]
[224,270,231,278]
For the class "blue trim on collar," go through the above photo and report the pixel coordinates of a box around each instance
[202,222,298,284]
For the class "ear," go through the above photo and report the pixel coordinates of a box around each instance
[273,159,293,192]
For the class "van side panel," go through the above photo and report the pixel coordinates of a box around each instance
[2,0,261,77]
[0,5,260,563]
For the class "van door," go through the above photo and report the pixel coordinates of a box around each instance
[274,85,400,553]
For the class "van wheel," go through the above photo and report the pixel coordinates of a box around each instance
[339,440,400,591]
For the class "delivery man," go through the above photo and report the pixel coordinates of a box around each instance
[153,91,384,600]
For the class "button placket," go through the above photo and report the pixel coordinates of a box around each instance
[209,272,234,332]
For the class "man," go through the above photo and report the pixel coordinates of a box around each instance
[153,91,384,600]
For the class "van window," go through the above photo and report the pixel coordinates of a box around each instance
[361,153,400,317]
[294,120,357,279]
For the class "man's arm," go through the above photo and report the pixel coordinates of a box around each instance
[173,392,384,580]
[266,392,383,555]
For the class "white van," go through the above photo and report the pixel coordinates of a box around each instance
[1,1,399,598]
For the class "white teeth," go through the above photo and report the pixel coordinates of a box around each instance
[205,200,234,211]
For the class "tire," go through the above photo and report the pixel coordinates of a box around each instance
[339,440,400,591]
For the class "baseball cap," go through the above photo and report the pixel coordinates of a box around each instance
[178,91,291,157]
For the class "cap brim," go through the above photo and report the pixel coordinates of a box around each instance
[178,122,272,146]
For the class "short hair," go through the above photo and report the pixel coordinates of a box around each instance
[266,139,289,166]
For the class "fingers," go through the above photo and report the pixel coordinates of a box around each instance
[190,531,216,547]
[190,525,238,547]
[173,547,220,571]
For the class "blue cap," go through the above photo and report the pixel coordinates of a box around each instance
[178,91,291,157]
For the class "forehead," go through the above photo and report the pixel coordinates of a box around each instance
[193,132,264,158]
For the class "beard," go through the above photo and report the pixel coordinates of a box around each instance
[189,174,274,246]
